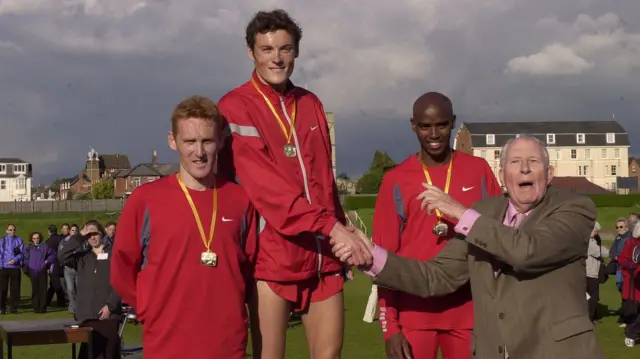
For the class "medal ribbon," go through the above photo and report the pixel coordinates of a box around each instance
[250,77,297,143]
[420,152,453,224]
[177,174,217,253]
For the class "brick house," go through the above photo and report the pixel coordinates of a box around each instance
[114,151,179,197]
[629,157,639,178]
[626,157,640,193]
[57,149,132,199]
[85,148,131,183]
[59,173,92,200]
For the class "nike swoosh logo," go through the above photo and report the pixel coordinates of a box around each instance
[310,126,319,131]
[462,186,474,191]
[221,217,233,222]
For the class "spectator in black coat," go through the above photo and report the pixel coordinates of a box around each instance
[46,225,67,308]
[59,220,122,359]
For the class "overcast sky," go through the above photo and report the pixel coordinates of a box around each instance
[0,0,638,184]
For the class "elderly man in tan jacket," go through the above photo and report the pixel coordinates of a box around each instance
[334,135,605,359]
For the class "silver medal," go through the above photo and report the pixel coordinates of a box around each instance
[433,223,448,237]
[284,144,297,158]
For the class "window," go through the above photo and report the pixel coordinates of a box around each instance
[576,133,585,144]
[611,165,617,176]
[614,149,620,159]
[480,150,486,158]
[579,165,589,176]
[605,165,609,175]
[0,164,5,172]
[611,182,617,192]
[131,177,141,188]
[585,149,590,159]
[606,133,615,144]
[601,149,607,159]
[556,150,561,160]
[486,134,495,145]
[16,177,26,190]
[546,134,555,144]
[494,150,500,160]
[13,164,25,173]
[571,149,577,159]
[0,180,4,190]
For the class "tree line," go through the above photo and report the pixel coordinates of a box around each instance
[354,150,396,194]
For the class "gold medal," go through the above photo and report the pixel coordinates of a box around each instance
[433,223,448,237]
[420,152,454,237]
[251,77,298,159]
[284,143,297,158]
[200,251,217,267]
[177,174,218,267]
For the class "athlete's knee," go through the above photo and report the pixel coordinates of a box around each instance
[259,334,287,359]
[309,344,342,359]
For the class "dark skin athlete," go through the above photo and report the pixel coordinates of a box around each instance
[386,92,457,359]
[411,92,457,168]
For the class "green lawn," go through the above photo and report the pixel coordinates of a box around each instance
[1,209,639,358]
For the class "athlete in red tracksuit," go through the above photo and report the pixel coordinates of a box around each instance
[373,92,502,359]
[217,9,369,359]
[111,96,259,359]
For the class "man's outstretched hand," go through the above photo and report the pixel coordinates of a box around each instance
[329,223,373,267]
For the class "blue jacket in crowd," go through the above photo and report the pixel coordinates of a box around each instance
[0,234,25,269]
[610,231,631,284]
[23,243,54,275]
[611,231,631,260]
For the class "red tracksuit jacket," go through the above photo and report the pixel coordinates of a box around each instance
[111,175,258,359]
[618,236,640,301]
[374,152,502,339]
[218,71,345,282]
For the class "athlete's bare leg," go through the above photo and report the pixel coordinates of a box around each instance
[256,280,291,359]
[301,291,344,359]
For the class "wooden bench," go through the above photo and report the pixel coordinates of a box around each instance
[0,318,93,359]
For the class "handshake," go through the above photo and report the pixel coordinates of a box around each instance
[328,222,375,268]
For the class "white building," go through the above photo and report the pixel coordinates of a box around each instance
[0,158,33,202]
[453,121,630,191]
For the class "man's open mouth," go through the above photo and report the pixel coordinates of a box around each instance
[518,181,533,188]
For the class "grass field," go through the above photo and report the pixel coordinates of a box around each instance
[1,208,639,358]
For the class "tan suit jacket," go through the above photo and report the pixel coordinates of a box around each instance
[373,187,605,359]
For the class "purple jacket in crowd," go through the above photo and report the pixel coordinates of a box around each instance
[0,235,25,269]
[23,243,54,275]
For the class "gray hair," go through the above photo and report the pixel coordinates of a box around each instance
[616,217,629,226]
[499,135,550,168]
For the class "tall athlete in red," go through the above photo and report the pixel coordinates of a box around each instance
[373,93,502,359]
[218,9,370,359]
[111,96,259,359]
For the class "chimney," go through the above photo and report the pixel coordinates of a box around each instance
[152,150,158,167]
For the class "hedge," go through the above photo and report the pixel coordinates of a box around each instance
[586,194,640,208]
[343,194,640,210]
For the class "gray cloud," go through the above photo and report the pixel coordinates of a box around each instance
[0,0,638,182]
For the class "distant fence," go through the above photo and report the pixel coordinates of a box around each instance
[0,199,126,213]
